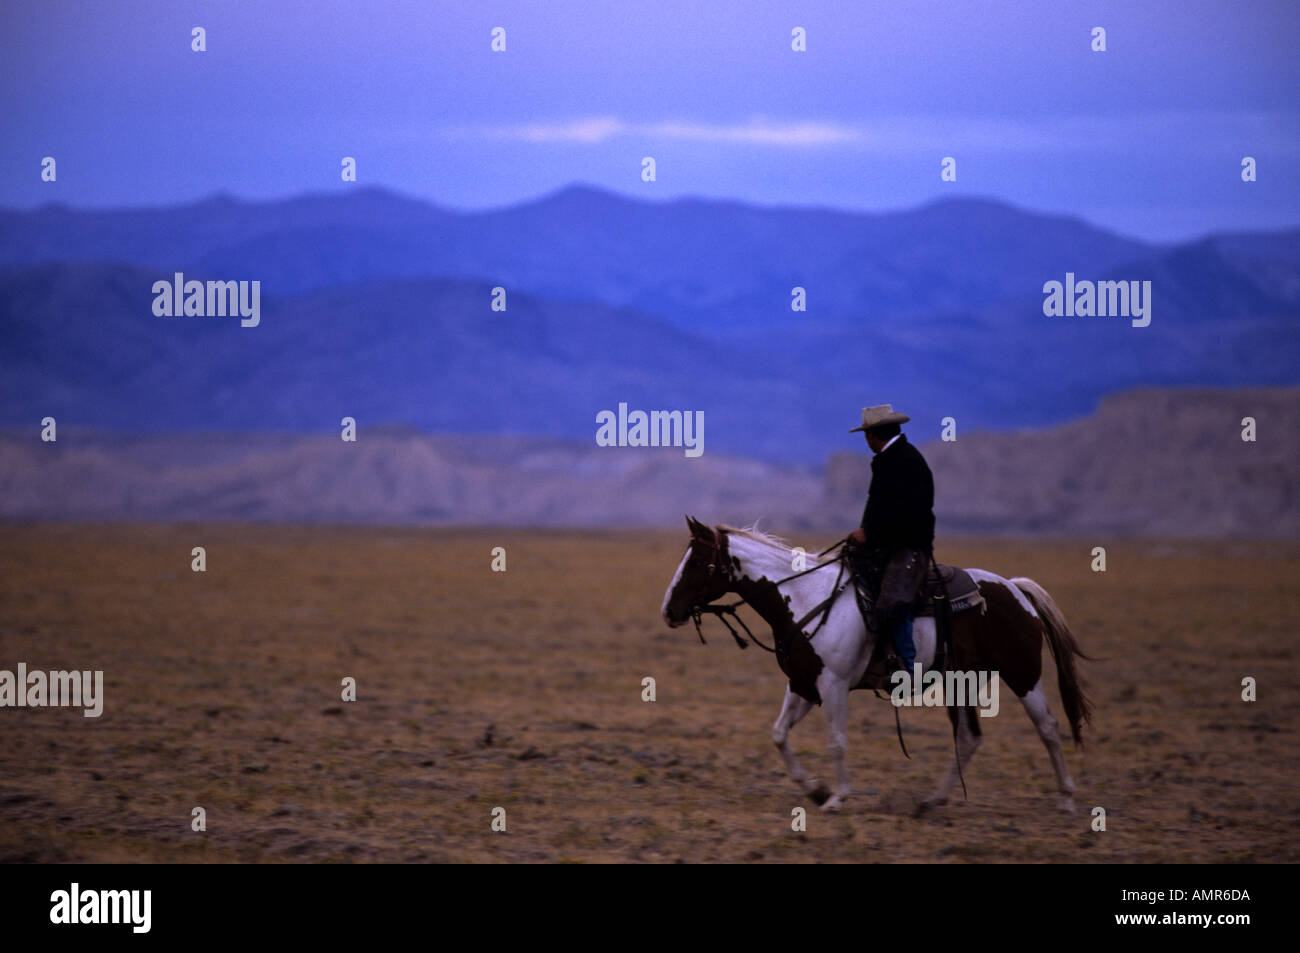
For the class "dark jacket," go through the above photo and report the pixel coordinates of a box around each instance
[859,434,935,554]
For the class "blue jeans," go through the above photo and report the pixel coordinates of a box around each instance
[892,612,916,671]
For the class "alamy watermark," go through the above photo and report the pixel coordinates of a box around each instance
[1042,273,1151,328]
[152,272,260,327]
[50,883,150,933]
[596,402,704,457]
[890,665,999,717]
[0,663,103,717]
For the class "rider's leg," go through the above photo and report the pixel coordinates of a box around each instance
[892,610,916,673]
[877,547,924,675]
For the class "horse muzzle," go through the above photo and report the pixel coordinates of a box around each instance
[663,605,691,628]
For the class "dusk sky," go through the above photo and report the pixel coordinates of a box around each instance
[3,0,1297,240]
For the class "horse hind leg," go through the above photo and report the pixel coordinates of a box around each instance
[1019,679,1077,813]
[771,686,830,804]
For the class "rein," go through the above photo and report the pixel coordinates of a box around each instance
[691,602,769,651]
[689,534,851,652]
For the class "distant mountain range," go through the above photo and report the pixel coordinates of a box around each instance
[3,389,1294,537]
[0,188,1159,324]
[1,185,1297,461]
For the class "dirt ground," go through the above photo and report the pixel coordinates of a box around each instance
[0,523,1296,863]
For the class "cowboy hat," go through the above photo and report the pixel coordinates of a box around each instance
[848,404,910,433]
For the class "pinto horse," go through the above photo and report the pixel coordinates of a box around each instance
[661,517,1092,813]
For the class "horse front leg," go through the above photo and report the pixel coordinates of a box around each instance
[818,675,852,811]
[771,686,829,804]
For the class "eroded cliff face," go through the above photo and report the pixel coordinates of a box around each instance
[2,388,1295,537]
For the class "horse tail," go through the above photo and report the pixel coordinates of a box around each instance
[1010,577,1093,747]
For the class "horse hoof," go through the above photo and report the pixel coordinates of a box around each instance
[820,796,844,813]
[914,797,945,817]
[1060,797,1077,815]
[809,784,832,806]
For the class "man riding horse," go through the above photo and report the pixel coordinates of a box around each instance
[846,404,935,676]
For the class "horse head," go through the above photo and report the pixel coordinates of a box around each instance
[661,515,736,627]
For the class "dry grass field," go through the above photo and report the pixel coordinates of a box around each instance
[0,523,1296,863]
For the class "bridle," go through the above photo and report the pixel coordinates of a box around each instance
[685,530,851,653]
[686,530,765,650]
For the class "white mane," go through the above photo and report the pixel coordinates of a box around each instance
[718,523,830,565]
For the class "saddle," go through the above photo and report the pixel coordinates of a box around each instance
[850,560,985,693]
[849,560,985,621]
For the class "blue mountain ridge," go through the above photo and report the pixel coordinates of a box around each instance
[1,186,1296,462]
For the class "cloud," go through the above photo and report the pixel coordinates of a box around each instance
[445,116,863,147]
[440,111,1300,155]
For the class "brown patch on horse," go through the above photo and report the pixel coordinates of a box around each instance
[731,571,825,706]
[949,580,1045,699]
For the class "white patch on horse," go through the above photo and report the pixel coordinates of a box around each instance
[910,616,937,667]
[718,524,822,566]
[967,569,1038,618]
[661,546,690,625]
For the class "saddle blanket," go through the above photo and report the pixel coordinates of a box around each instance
[914,563,984,615]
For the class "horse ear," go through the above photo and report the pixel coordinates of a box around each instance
[691,517,716,542]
